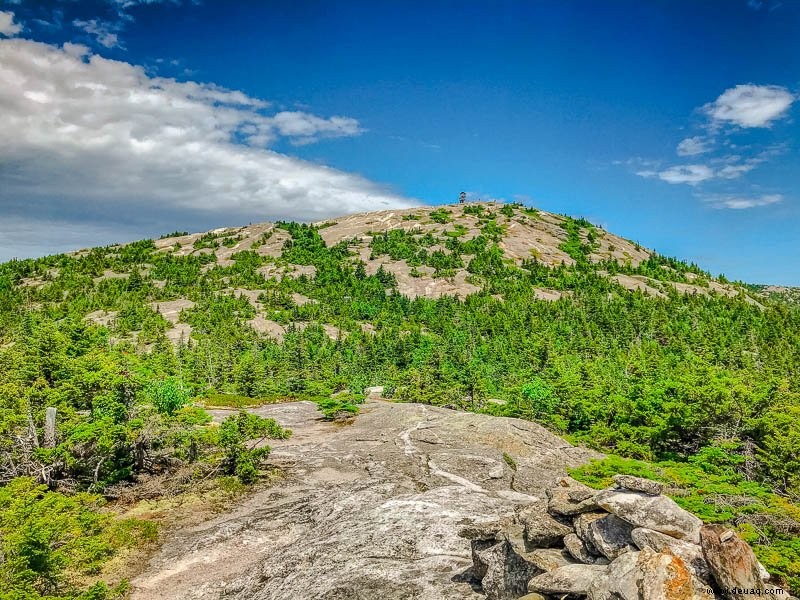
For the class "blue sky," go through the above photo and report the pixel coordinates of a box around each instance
[1,1,798,284]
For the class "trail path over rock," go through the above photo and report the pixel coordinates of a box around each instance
[131,400,598,600]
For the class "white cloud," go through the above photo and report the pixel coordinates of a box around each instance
[716,162,756,179]
[635,148,779,185]
[0,38,415,259]
[676,136,711,156]
[0,11,22,37]
[73,19,121,49]
[271,111,361,145]
[704,84,795,128]
[642,164,715,185]
[705,194,783,210]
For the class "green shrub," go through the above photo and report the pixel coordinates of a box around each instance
[144,378,190,416]
[0,478,153,599]
[216,412,291,483]
[429,208,452,224]
[317,392,364,421]
[202,394,276,409]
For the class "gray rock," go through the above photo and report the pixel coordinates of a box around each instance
[476,540,540,600]
[635,547,705,600]
[525,548,575,572]
[564,532,599,564]
[488,464,505,479]
[631,527,711,582]
[586,513,636,560]
[568,486,598,502]
[528,564,608,596]
[574,511,607,537]
[472,539,501,580]
[587,572,615,600]
[459,519,508,542]
[595,489,703,543]
[758,560,771,582]
[604,551,640,600]
[547,478,600,516]
[700,524,771,599]
[502,525,539,562]
[612,474,664,496]
[573,511,607,554]
[518,501,574,547]
[364,385,384,398]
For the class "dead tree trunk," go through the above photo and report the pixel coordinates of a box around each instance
[44,407,57,448]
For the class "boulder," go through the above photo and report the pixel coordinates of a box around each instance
[586,513,636,560]
[635,547,704,600]
[700,525,771,599]
[568,486,597,502]
[573,511,606,554]
[587,572,614,600]
[564,532,599,564]
[519,594,546,600]
[612,474,664,496]
[528,564,608,596]
[631,527,711,582]
[595,489,703,543]
[518,500,574,547]
[547,478,600,516]
[471,539,501,580]
[475,540,540,600]
[525,548,575,572]
[589,551,640,600]
[459,518,509,543]
[363,385,384,398]
[758,561,771,583]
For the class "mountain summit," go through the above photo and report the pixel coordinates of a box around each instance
[2,201,800,595]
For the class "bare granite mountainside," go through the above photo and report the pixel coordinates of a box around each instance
[14,201,761,345]
[130,399,598,600]
[146,202,749,303]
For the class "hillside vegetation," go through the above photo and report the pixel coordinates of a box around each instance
[1,202,799,596]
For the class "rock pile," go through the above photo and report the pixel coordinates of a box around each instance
[460,475,793,600]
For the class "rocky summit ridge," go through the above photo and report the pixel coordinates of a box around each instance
[129,396,793,600]
[15,201,766,349]
[51,201,760,345]
[129,397,598,600]
[144,201,752,303]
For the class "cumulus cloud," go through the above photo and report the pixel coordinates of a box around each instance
[705,194,783,210]
[0,38,415,260]
[638,164,715,185]
[716,161,757,179]
[704,84,795,128]
[0,11,22,36]
[676,136,711,156]
[624,85,791,207]
[73,19,121,49]
[271,111,361,145]
[635,147,781,186]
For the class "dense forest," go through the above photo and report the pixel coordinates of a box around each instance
[1,202,799,597]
